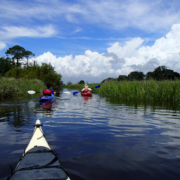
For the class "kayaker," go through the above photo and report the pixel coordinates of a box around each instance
[43,83,56,96]
[81,84,92,93]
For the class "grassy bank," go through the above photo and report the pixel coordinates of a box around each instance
[62,84,83,90]
[63,80,180,103]
[62,83,100,91]
[0,77,45,100]
[96,80,180,103]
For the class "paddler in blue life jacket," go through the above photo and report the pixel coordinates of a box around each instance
[43,83,56,96]
[81,84,92,93]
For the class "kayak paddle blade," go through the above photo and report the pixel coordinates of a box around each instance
[73,91,78,95]
[94,85,100,88]
[27,90,36,94]
[63,91,71,94]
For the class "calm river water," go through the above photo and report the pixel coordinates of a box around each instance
[1,89,180,180]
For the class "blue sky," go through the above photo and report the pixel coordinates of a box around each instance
[1,0,180,83]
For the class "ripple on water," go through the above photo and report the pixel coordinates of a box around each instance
[1,92,180,179]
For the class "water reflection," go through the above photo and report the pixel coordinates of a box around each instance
[39,100,55,110]
[1,91,180,180]
[0,100,38,127]
[107,98,180,111]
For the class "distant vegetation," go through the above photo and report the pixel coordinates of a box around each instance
[5,45,35,67]
[78,80,85,84]
[0,78,45,100]
[63,83,83,90]
[96,80,180,103]
[63,83,99,91]
[2,45,180,103]
[0,45,63,91]
[4,63,62,91]
[0,45,63,100]
[64,66,180,103]
[64,80,180,103]
[65,80,85,86]
[102,66,180,83]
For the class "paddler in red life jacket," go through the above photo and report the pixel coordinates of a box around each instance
[42,83,56,96]
[81,84,92,93]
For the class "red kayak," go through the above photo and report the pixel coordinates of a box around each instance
[81,92,92,96]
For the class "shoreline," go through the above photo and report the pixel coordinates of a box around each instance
[0,77,45,100]
[63,80,180,103]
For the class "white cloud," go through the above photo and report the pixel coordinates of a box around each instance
[71,27,82,34]
[33,23,180,84]
[34,50,117,83]
[0,25,57,39]
[1,0,180,32]
[107,38,144,59]
[0,42,6,51]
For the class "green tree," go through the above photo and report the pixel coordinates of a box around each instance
[128,71,145,81]
[23,50,35,67]
[5,45,25,66]
[117,75,128,81]
[5,62,63,91]
[146,71,154,80]
[67,81,72,85]
[163,69,180,80]
[101,77,116,83]
[173,72,180,80]
[78,80,85,84]
[146,66,180,80]
[5,45,35,67]
[5,67,26,78]
[153,66,167,80]
[0,57,14,76]
[21,63,62,90]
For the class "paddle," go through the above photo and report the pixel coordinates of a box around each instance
[73,91,78,95]
[27,90,42,94]
[72,84,100,95]
[27,90,36,94]
[63,91,71,94]
[94,85,100,88]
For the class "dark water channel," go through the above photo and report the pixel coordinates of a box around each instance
[1,89,180,180]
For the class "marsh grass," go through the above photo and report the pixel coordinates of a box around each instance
[62,84,83,90]
[62,80,180,103]
[0,77,45,100]
[63,83,100,91]
[97,80,180,103]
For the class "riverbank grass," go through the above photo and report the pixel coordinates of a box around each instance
[63,83,100,91]
[62,80,180,103]
[0,77,45,100]
[96,80,180,103]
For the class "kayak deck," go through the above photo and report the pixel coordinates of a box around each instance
[81,92,92,96]
[7,120,70,180]
[10,148,69,180]
[39,94,55,101]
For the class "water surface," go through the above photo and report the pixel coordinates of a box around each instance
[1,90,180,180]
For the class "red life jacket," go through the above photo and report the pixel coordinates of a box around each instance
[84,87,89,93]
[44,89,52,95]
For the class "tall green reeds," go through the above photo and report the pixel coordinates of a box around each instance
[94,80,180,103]
[62,80,180,103]
[62,84,83,90]
[63,83,100,91]
[0,77,45,100]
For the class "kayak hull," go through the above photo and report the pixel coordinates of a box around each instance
[39,94,55,101]
[7,120,70,180]
[81,92,92,96]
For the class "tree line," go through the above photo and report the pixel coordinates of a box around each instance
[102,66,180,83]
[0,45,63,91]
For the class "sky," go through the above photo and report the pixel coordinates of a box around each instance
[1,0,180,84]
